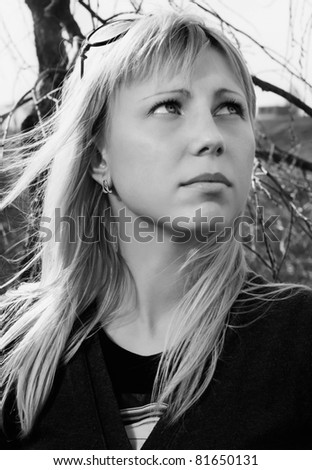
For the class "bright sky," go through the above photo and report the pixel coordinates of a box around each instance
[0,0,311,112]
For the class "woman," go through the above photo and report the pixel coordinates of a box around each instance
[1,12,311,450]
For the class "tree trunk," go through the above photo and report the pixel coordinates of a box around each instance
[23,0,83,129]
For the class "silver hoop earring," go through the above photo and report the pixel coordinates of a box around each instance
[102,179,112,194]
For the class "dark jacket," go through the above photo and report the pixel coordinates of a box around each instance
[1,280,312,449]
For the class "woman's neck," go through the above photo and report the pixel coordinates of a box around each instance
[105,225,195,355]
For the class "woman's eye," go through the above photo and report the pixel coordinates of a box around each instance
[150,100,182,115]
[216,102,244,117]
[226,105,238,114]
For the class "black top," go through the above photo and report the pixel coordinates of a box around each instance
[99,329,160,393]
[1,274,312,449]
[99,329,161,414]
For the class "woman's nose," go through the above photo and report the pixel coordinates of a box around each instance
[187,113,225,157]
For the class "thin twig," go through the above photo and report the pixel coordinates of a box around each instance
[251,171,278,278]
[243,243,273,271]
[276,206,294,277]
[77,0,106,24]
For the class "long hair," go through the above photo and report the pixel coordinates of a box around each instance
[1,12,308,436]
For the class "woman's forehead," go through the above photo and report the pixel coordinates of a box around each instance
[118,47,246,99]
[94,20,254,119]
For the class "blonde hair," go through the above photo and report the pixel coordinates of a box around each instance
[1,12,308,437]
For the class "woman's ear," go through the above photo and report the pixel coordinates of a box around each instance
[89,143,111,187]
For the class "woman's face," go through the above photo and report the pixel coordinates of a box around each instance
[98,47,255,236]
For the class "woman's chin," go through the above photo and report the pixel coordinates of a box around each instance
[167,215,235,245]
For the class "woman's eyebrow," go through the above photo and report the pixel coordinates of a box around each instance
[215,87,245,99]
[141,88,191,100]
[141,87,245,101]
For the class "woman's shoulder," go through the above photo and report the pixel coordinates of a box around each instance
[233,270,312,327]
[228,272,312,367]
[244,270,312,302]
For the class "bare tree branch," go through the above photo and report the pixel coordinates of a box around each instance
[243,243,276,272]
[191,0,312,90]
[77,1,141,25]
[77,0,106,24]
[275,205,294,278]
[252,76,312,117]
[256,148,312,172]
[130,0,144,12]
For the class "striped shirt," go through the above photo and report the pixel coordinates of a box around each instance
[121,402,168,449]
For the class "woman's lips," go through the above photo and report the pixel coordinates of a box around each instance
[182,181,230,192]
[181,172,232,187]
